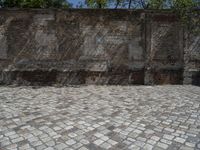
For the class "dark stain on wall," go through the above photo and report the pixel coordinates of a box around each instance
[192,72,200,86]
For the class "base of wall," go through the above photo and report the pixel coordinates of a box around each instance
[183,70,200,86]
[145,69,183,85]
[0,70,145,86]
[0,69,187,86]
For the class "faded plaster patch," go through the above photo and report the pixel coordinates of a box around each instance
[150,23,180,61]
[80,24,109,59]
[32,14,58,60]
[129,37,144,61]
[0,18,13,59]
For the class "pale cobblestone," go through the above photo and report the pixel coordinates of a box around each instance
[0,85,200,150]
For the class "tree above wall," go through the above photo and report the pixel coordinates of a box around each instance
[0,0,71,8]
[83,0,199,9]
[0,0,199,9]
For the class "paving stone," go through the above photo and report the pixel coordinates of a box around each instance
[164,128,175,133]
[163,134,174,140]
[100,136,109,141]
[160,139,172,145]
[179,146,194,150]
[65,139,76,146]
[68,133,77,138]
[137,137,147,142]
[79,147,89,150]
[134,140,145,147]
[157,142,168,149]
[147,139,157,145]
[185,142,195,148]
[123,140,132,145]
[107,139,118,145]
[31,141,43,147]
[174,137,186,144]
[11,137,24,143]
[5,131,16,136]
[144,129,154,135]
[72,142,83,149]
[36,145,47,150]
[5,143,18,150]
[9,134,19,139]
[0,140,11,147]
[53,127,62,131]
[100,142,112,149]
[44,147,54,150]
[94,133,104,138]
[41,137,51,143]
[54,143,68,150]
[143,144,153,150]
[80,139,90,145]
[45,140,55,147]
[93,139,104,146]
[128,144,140,150]
[197,143,200,149]
[151,136,160,142]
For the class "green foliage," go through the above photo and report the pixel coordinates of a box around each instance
[83,0,199,34]
[171,0,197,21]
[173,0,199,34]
[148,0,165,9]
[109,0,128,8]
[85,0,107,8]
[0,0,71,8]
[188,10,200,35]
[147,0,199,34]
[172,0,196,9]
[148,0,198,9]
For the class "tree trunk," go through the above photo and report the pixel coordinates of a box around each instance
[128,0,132,9]
[98,2,102,8]
[115,0,120,9]
[140,0,149,9]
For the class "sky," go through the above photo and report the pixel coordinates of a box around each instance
[67,0,200,8]
[68,0,82,7]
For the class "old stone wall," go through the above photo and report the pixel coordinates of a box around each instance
[0,9,199,85]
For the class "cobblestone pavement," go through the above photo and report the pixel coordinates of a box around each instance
[0,85,200,150]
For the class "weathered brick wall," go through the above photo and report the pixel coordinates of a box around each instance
[0,9,199,85]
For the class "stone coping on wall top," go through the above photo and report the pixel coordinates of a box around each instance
[0,8,177,13]
[0,8,198,12]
